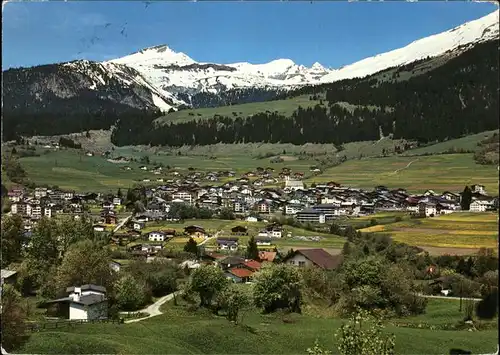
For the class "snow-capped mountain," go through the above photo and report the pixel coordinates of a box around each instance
[101,10,498,110]
[2,9,498,117]
[320,9,499,83]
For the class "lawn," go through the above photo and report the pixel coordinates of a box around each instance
[142,219,346,251]
[306,153,499,194]
[357,212,498,250]
[402,130,499,156]
[155,95,325,125]
[17,298,498,355]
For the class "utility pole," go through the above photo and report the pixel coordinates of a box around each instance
[459,280,463,312]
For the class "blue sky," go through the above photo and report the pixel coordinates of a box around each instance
[2,1,498,70]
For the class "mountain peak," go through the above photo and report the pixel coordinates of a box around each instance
[311,62,325,71]
[108,44,196,67]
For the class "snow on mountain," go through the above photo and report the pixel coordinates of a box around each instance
[320,9,499,83]
[102,10,498,111]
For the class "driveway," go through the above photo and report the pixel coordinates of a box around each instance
[124,292,178,324]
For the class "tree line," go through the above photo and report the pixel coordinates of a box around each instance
[111,40,498,147]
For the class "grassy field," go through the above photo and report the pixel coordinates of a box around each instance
[155,95,325,125]
[358,212,498,250]
[143,219,346,251]
[18,298,498,355]
[306,153,499,194]
[402,130,499,156]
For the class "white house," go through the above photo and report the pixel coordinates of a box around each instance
[148,231,166,242]
[471,184,486,195]
[93,224,106,232]
[285,202,304,215]
[284,176,304,191]
[418,202,437,217]
[469,200,488,212]
[295,208,326,224]
[246,216,258,222]
[172,191,193,204]
[47,284,108,321]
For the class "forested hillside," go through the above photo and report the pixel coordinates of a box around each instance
[111,40,498,147]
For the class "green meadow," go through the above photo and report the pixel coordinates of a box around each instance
[17,298,498,355]
[306,153,499,194]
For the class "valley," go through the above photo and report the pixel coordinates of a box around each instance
[2,4,499,355]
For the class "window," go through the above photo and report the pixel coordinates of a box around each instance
[298,261,306,267]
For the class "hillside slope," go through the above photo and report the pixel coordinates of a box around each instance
[112,39,499,147]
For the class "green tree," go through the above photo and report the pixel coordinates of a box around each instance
[245,236,259,260]
[186,265,228,308]
[336,309,396,355]
[219,208,235,220]
[128,259,180,297]
[1,215,24,268]
[117,188,123,198]
[114,274,149,311]
[0,284,29,352]
[460,185,473,211]
[215,284,250,324]
[54,240,114,296]
[253,263,302,313]
[183,237,199,256]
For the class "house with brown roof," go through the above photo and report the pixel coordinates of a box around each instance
[283,249,343,270]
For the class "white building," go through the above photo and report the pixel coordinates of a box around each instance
[47,284,108,321]
[295,209,326,224]
[418,202,437,217]
[172,191,193,204]
[148,231,166,242]
[469,200,489,212]
[285,203,304,215]
[284,176,304,191]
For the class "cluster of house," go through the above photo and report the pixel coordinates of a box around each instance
[6,181,498,234]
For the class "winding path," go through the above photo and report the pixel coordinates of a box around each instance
[417,293,482,302]
[124,292,178,324]
[391,159,419,175]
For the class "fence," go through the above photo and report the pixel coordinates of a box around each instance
[26,318,123,332]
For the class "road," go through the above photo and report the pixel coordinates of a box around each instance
[124,292,178,324]
[391,159,419,175]
[198,230,221,246]
[113,214,133,233]
[417,293,482,302]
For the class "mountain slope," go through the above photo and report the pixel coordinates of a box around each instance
[2,10,498,141]
[320,10,499,83]
[111,39,499,147]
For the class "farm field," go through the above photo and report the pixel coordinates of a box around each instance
[306,153,499,194]
[18,298,498,355]
[358,212,498,251]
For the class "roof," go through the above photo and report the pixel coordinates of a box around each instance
[243,260,261,270]
[258,251,277,262]
[66,284,107,294]
[73,294,108,306]
[1,269,17,279]
[219,256,245,266]
[289,249,343,270]
[228,268,254,278]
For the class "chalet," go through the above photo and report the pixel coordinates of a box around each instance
[147,231,166,242]
[226,267,253,283]
[218,256,246,270]
[217,237,239,251]
[471,184,486,195]
[45,284,108,321]
[231,225,248,236]
[112,198,122,206]
[103,215,118,225]
[283,249,343,270]
[441,191,460,202]
[418,201,437,217]
[469,200,489,213]
[102,201,114,210]
[132,221,146,231]
[257,251,276,263]
[172,190,193,204]
[255,199,272,214]
[184,225,207,238]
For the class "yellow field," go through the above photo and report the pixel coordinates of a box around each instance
[358,212,498,250]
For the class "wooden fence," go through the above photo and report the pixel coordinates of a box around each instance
[26,318,123,332]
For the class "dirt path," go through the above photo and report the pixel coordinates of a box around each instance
[391,159,419,175]
[124,292,178,324]
[113,214,133,233]
[417,294,482,302]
